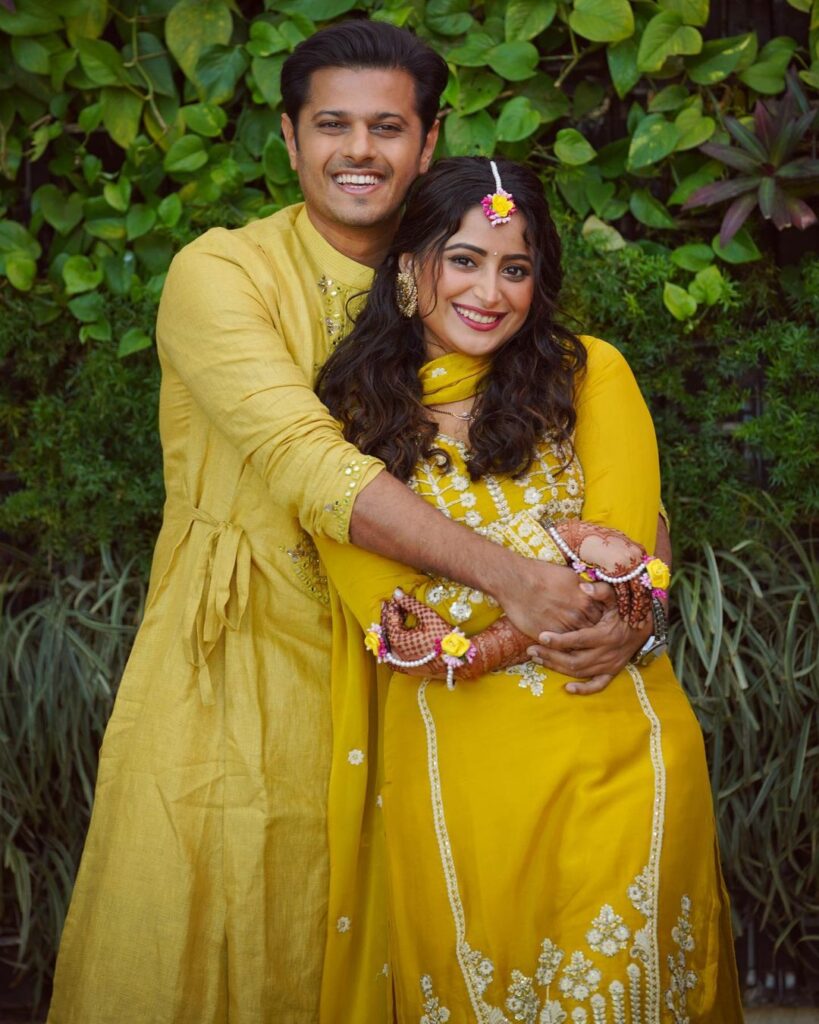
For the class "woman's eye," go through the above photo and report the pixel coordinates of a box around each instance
[449,255,475,267]
[504,265,529,279]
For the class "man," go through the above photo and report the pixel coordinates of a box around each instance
[48,20,667,1024]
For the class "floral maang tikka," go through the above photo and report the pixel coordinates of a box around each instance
[481,160,517,227]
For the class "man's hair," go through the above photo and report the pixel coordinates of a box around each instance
[281,19,448,136]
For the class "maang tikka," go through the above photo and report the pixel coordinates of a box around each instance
[395,269,418,318]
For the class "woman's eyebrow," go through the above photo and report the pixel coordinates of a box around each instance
[443,242,532,261]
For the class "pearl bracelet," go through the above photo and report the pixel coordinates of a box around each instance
[364,622,477,690]
[547,525,670,597]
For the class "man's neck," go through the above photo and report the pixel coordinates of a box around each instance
[304,206,399,269]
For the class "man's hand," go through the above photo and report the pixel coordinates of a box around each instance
[526,585,651,695]
[492,558,611,638]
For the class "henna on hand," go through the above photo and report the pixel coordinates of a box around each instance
[460,617,532,679]
[548,519,653,630]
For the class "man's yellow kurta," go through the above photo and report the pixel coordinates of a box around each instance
[47,205,382,1024]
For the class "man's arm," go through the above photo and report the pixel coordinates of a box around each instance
[349,471,608,636]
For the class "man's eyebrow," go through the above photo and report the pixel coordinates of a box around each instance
[444,242,532,260]
[312,109,408,123]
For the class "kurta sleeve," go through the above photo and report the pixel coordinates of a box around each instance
[573,336,661,553]
[156,229,383,543]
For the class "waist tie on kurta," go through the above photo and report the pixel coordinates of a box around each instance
[181,507,251,705]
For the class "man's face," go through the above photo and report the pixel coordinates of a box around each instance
[282,67,439,233]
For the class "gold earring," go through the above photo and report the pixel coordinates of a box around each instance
[395,270,418,318]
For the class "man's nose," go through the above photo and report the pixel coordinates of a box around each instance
[341,124,376,163]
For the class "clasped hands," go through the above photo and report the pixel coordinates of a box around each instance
[380,519,654,696]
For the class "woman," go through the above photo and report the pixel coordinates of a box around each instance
[313,158,742,1023]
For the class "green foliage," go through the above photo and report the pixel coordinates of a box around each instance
[0,547,145,1002]
[672,501,819,973]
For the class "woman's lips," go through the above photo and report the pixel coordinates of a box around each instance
[453,303,506,331]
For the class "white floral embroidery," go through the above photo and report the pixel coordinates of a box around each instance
[375,794,383,807]
[427,585,446,604]
[460,491,478,508]
[336,916,351,933]
[506,969,539,1022]
[429,367,447,378]
[450,473,470,491]
[665,895,698,1022]
[508,661,546,697]
[524,486,542,505]
[536,938,565,985]
[570,1010,588,1024]
[449,599,473,623]
[540,1002,568,1024]
[420,974,451,1023]
[559,952,602,1002]
[464,510,483,527]
[586,905,630,957]
[380,962,390,977]
[347,748,365,765]
[589,994,607,1024]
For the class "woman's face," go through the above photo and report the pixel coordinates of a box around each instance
[409,205,535,361]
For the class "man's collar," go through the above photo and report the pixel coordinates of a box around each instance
[295,205,374,290]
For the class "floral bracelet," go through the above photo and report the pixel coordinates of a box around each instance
[546,527,671,600]
[364,623,477,690]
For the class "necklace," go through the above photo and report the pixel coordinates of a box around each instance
[428,405,474,422]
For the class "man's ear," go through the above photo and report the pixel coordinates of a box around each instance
[419,119,440,174]
[281,113,299,170]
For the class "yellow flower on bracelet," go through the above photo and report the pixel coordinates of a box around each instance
[645,557,670,591]
[440,631,472,658]
[364,630,382,655]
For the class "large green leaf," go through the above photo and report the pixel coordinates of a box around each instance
[65,0,108,45]
[118,327,154,358]
[182,102,227,137]
[165,0,232,84]
[606,38,641,99]
[457,70,503,115]
[670,242,715,271]
[496,97,542,142]
[163,134,209,173]
[658,0,709,26]
[569,0,634,43]
[251,55,286,108]
[582,214,627,251]
[279,0,356,17]
[688,264,725,305]
[630,188,677,228]
[638,12,702,71]
[62,254,103,295]
[446,32,496,67]
[76,38,130,87]
[10,35,57,76]
[712,227,761,263]
[126,205,158,241]
[246,20,289,58]
[486,41,539,81]
[663,281,698,319]
[426,0,473,36]
[197,45,250,104]
[554,127,597,165]
[648,84,690,112]
[686,33,756,85]
[125,32,177,99]
[262,135,293,185]
[519,74,570,122]
[627,114,681,169]
[5,252,37,291]
[674,107,715,150]
[35,184,84,235]
[0,3,61,35]
[100,88,143,150]
[505,0,557,41]
[444,110,496,156]
[0,221,42,260]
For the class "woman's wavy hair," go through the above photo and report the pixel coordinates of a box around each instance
[317,157,587,482]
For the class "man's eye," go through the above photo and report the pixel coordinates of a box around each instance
[318,121,344,130]
[373,123,401,133]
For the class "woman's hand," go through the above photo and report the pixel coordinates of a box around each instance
[380,591,533,681]
[550,519,653,629]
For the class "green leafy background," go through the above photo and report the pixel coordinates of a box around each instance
[1,0,818,1001]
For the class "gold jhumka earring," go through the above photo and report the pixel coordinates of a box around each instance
[395,270,418,318]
